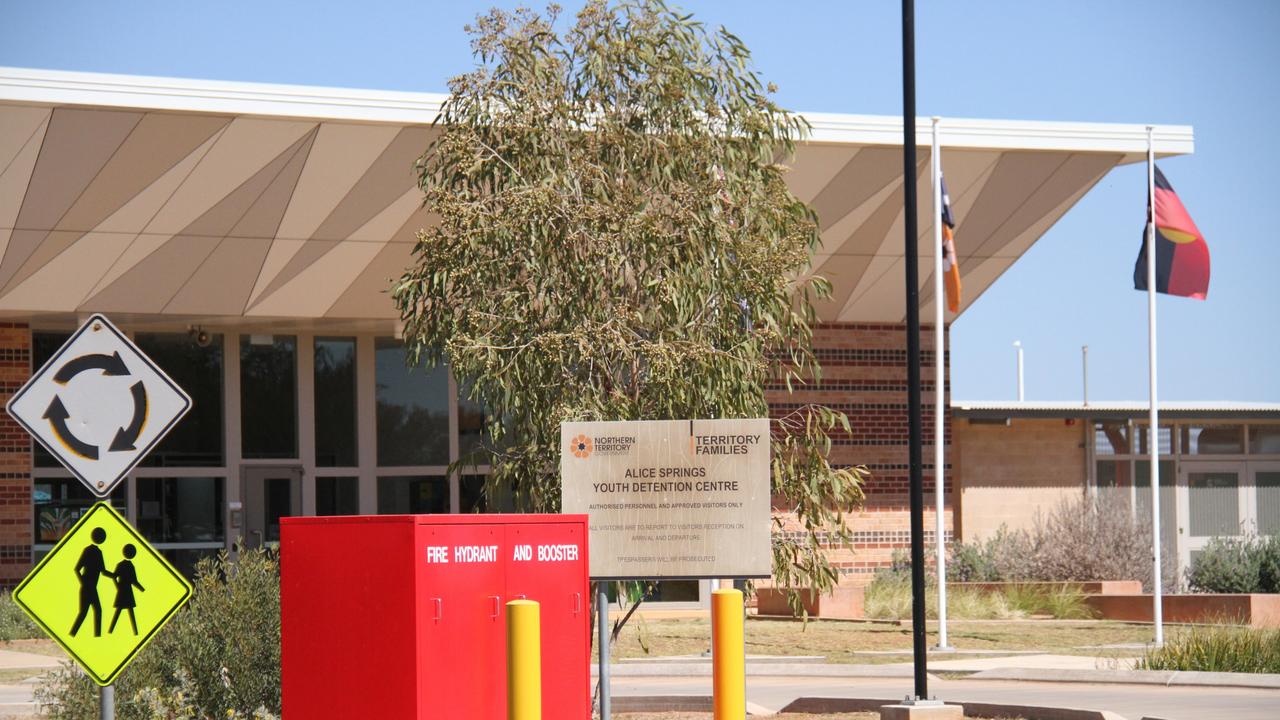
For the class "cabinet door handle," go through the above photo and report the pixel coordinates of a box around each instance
[573,592,582,615]
[490,595,501,619]
[433,598,443,622]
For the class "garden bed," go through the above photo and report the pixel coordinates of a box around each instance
[1086,593,1280,628]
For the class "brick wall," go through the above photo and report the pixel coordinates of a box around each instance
[766,322,951,586]
[0,324,30,584]
[952,417,1086,540]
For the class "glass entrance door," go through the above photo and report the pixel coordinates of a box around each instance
[242,466,302,550]
[1177,461,1247,569]
[1249,462,1280,536]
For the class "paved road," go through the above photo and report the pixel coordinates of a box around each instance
[612,675,1280,720]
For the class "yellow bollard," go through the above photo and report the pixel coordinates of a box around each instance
[507,599,542,720]
[711,589,745,719]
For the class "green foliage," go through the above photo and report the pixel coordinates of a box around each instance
[0,590,38,641]
[391,0,864,606]
[36,547,280,720]
[1186,535,1280,594]
[1139,624,1280,673]
[1258,536,1280,594]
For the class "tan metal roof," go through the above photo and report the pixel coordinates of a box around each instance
[0,67,1194,332]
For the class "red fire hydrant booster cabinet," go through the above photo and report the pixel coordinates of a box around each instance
[281,514,590,719]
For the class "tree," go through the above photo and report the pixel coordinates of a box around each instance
[392,0,865,607]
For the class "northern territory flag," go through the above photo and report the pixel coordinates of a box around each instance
[1134,166,1209,299]
[941,176,961,312]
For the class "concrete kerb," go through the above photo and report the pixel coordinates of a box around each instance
[782,697,1129,720]
[969,667,1280,690]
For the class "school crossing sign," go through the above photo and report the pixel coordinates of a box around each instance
[13,502,192,685]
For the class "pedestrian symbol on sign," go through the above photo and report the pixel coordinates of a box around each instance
[13,503,191,686]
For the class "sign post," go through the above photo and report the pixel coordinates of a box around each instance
[562,418,772,719]
[6,314,194,718]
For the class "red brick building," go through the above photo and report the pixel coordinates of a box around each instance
[0,67,1195,602]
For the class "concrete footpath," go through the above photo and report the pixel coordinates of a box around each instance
[0,647,1277,719]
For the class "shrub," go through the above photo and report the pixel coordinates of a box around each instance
[1138,624,1280,673]
[36,546,280,720]
[945,494,1177,592]
[862,573,1091,621]
[0,590,38,641]
[1256,535,1280,594]
[1187,536,1264,593]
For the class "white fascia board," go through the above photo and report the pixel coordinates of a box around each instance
[801,111,1194,160]
[0,66,447,125]
[0,66,1194,158]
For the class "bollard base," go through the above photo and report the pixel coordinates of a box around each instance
[879,700,963,720]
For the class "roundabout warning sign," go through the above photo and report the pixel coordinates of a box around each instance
[7,314,191,496]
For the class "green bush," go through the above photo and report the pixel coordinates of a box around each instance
[1257,536,1280,594]
[35,546,281,720]
[1186,536,1269,593]
[1138,624,1280,673]
[0,590,39,641]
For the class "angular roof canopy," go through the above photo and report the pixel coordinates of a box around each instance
[0,67,1193,332]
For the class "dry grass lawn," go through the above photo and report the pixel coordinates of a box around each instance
[604,617,1151,663]
[616,707,880,712]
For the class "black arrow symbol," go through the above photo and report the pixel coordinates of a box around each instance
[109,381,148,452]
[53,352,129,384]
[43,396,98,460]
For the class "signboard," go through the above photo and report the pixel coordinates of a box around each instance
[560,418,771,580]
[7,314,191,496]
[13,502,193,685]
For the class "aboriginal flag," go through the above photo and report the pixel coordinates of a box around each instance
[941,176,961,312]
[1134,166,1209,299]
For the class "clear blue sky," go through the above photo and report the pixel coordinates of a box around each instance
[2,0,1276,403]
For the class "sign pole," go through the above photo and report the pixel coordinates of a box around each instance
[100,684,114,720]
[597,583,611,720]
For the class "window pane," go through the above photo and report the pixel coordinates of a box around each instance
[1250,426,1280,454]
[457,381,488,464]
[1135,460,1177,555]
[375,339,449,466]
[314,338,357,467]
[1257,472,1280,535]
[136,477,224,543]
[34,478,124,544]
[317,476,360,516]
[460,475,488,513]
[240,335,297,459]
[1182,425,1245,455]
[1136,425,1173,455]
[1094,460,1132,510]
[32,333,72,468]
[1093,422,1130,456]
[135,333,224,467]
[1188,471,1241,537]
[160,548,220,581]
[377,476,448,514]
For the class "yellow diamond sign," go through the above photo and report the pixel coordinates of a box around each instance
[14,502,192,685]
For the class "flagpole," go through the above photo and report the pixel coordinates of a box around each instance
[931,116,951,651]
[1146,125,1164,646]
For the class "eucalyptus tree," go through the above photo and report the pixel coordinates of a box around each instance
[392,0,865,606]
